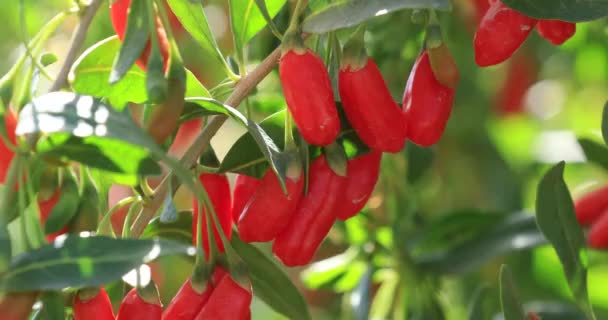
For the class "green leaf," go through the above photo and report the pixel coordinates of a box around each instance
[369,270,398,320]
[415,212,546,274]
[37,291,66,320]
[467,285,493,320]
[301,248,358,290]
[578,138,608,172]
[110,0,150,84]
[166,0,231,77]
[501,0,608,22]
[44,172,80,234]
[141,211,193,244]
[602,101,608,146]
[231,235,311,320]
[535,162,592,315]
[499,265,526,320]
[71,37,209,110]
[0,235,192,292]
[229,0,286,63]
[302,0,451,33]
[16,92,161,177]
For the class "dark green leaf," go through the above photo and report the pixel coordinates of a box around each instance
[499,265,526,320]
[16,92,161,176]
[231,235,311,320]
[44,172,80,234]
[141,211,193,243]
[406,142,434,184]
[415,212,546,274]
[302,0,451,33]
[578,138,608,172]
[501,0,608,22]
[110,0,150,84]
[0,235,192,292]
[535,162,591,312]
[38,291,66,320]
[468,285,493,320]
[602,101,608,146]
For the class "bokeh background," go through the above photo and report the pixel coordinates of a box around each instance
[1,0,608,319]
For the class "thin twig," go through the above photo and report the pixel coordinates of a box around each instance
[49,0,104,92]
[130,47,283,237]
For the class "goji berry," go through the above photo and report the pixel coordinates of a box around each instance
[194,274,252,320]
[536,20,576,45]
[339,58,407,153]
[168,118,203,157]
[238,167,304,243]
[192,174,232,257]
[279,49,341,146]
[116,285,162,320]
[574,185,608,226]
[38,189,67,243]
[162,277,212,320]
[474,0,537,66]
[273,155,344,266]
[0,108,17,184]
[231,174,261,222]
[588,210,608,249]
[337,151,382,221]
[402,51,454,147]
[73,288,115,320]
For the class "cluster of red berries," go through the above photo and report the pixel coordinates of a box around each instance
[575,185,608,249]
[474,0,576,67]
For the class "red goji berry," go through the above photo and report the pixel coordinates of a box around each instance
[162,277,212,320]
[279,49,341,146]
[474,0,537,66]
[0,108,17,184]
[273,155,344,266]
[194,274,252,320]
[339,58,407,153]
[238,168,304,243]
[337,151,382,221]
[168,118,203,158]
[192,174,232,257]
[536,20,576,45]
[73,288,115,320]
[38,189,68,243]
[402,51,454,147]
[116,285,162,320]
[574,185,608,226]
[231,174,261,222]
[588,210,608,249]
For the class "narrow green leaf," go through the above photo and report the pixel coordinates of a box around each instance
[501,0,608,22]
[499,265,526,320]
[38,291,66,320]
[301,248,358,289]
[16,92,161,176]
[467,285,493,320]
[578,138,608,172]
[110,0,150,84]
[369,271,398,320]
[232,235,311,320]
[0,235,192,292]
[141,211,193,243]
[303,0,451,33]
[44,172,80,234]
[535,162,592,314]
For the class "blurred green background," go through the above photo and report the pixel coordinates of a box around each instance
[2,0,608,319]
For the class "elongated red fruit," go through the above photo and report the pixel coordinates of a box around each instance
[474,0,537,66]
[231,174,261,222]
[194,275,252,320]
[162,278,213,320]
[588,210,608,249]
[339,58,406,152]
[536,20,576,45]
[168,118,203,157]
[73,288,115,320]
[192,174,232,256]
[337,151,382,221]
[0,109,17,184]
[402,51,454,147]
[574,185,608,226]
[38,189,68,242]
[279,49,341,146]
[273,155,344,266]
[116,287,162,320]
[238,168,304,242]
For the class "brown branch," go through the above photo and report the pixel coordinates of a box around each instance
[49,0,104,92]
[130,46,283,237]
